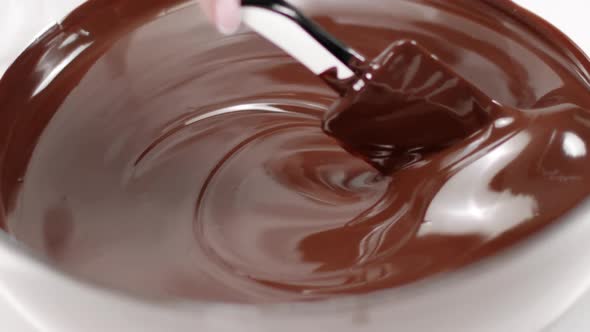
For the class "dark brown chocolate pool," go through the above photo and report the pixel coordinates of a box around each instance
[1,0,590,303]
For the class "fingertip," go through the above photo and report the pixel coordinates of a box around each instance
[215,0,241,35]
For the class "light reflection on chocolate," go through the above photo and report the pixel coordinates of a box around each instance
[0,0,589,303]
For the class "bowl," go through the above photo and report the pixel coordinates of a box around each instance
[1,0,590,331]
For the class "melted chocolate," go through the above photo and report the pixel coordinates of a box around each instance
[323,41,493,172]
[0,0,590,303]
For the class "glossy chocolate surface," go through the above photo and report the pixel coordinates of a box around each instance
[1,0,590,303]
[323,41,493,172]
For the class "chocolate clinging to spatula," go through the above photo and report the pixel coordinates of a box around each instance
[243,0,495,174]
[323,41,494,173]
